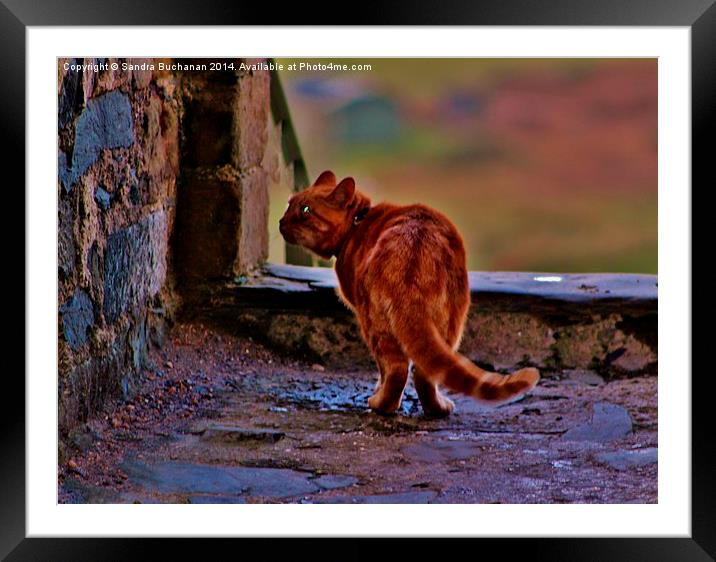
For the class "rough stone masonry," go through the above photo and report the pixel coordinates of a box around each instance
[57,58,292,455]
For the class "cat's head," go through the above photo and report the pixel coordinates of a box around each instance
[279,170,371,259]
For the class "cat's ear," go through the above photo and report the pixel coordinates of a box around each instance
[313,170,337,187]
[328,177,356,207]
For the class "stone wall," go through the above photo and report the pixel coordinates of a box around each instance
[57,58,291,447]
[197,265,658,379]
[173,63,272,295]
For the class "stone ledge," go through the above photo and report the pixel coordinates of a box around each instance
[266,262,656,299]
[205,263,656,315]
[192,263,657,377]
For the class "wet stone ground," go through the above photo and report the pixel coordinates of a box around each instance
[59,323,658,504]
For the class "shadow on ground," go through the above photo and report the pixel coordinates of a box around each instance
[59,323,657,504]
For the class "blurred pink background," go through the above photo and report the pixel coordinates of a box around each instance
[271,58,657,274]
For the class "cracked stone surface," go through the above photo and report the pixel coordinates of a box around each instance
[594,448,658,470]
[58,322,658,504]
[561,402,633,442]
[199,425,286,444]
[121,459,321,498]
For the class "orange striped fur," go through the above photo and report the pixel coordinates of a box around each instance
[279,171,539,416]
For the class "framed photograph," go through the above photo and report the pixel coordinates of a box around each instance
[8,1,713,559]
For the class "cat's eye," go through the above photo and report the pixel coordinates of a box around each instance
[301,205,311,215]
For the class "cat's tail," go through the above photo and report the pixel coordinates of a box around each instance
[395,319,540,405]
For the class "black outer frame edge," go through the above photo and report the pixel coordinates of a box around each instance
[691,1,716,559]
[3,538,716,561]
[1,0,715,26]
[0,0,26,561]
[6,0,714,559]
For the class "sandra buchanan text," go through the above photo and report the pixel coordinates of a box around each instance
[62,61,285,73]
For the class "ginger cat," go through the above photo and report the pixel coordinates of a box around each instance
[279,171,539,417]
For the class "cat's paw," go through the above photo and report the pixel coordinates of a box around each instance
[421,394,455,418]
[368,392,401,415]
[513,367,540,391]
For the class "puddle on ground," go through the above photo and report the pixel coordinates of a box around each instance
[228,371,423,415]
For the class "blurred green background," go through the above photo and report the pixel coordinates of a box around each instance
[269,58,657,274]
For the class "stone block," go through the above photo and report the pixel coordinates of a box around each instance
[58,59,82,130]
[129,58,153,89]
[233,68,270,170]
[128,314,150,371]
[141,94,175,192]
[554,316,615,369]
[92,58,130,96]
[182,97,234,168]
[461,311,556,370]
[69,90,134,189]
[262,313,369,369]
[58,197,75,278]
[235,169,269,274]
[81,58,97,103]
[87,241,102,294]
[94,186,112,210]
[103,212,167,323]
[58,151,73,193]
[59,289,95,350]
[147,308,167,348]
[554,314,656,373]
[173,173,240,282]
[59,333,128,430]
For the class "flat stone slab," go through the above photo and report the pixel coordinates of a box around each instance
[310,491,436,504]
[61,478,120,504]
[199,425,285,444]
[595,448,658,470]
[562,402,633,442]
[215,264,656,320]
[312,475,359,490]
[188,495,247,504]
[451,393,529,414]
[121,460,319,498]
[263,263,657,306]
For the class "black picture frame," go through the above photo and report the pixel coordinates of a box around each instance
[5,1,713,559]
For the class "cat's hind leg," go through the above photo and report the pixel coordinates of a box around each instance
[412,362,455,418]
[411,318,463,418]
[366,332,410,415]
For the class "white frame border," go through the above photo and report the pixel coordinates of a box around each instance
[27,26,690,537]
